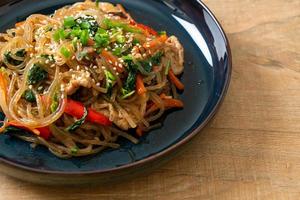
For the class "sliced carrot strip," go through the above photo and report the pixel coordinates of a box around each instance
[143,35,168,49]
[168,69,184,90]
[136,74,147,95]
[100,50,124,73]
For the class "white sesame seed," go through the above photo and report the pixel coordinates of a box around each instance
[96,83,100,86]
[118,63,122,68]
[72,56,75,60]
[71,74,76,79]
[28,85,33,89]
[108,60,112,64]
[76,65,80,70]
[113,67,117,71]
[38,86,43,90]
[116,72,119,76]
[93,65,97,69]
[102,66,106,70]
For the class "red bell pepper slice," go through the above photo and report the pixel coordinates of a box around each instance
[65,99,112,126]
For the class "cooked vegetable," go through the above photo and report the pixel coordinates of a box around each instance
[22,89,36,103]
[4,49,26,66]
[168,69,184,90]
[50,93,59,113]
[136,74,146,95]
[66,107,88,131]
[94,28,110,47]
[71,146,79,155]
[60,46,72,58]
[64,16,76,28]
[122,63,137,98]
[164,60,171,75]
[80,29,89,46]
[136,23,158,36]
[102,18,142,33]
[65,99,112,126]
[101,50,124,73]
[53,28,66,42]
[143,35,168,49]
[137,51,163,73]
[147,98,184,114]
[4,122,51,140]
[27,63,48,85]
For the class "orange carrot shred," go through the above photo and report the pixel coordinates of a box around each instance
[136,74,147,95]
[168,69,184,90]
[100,50,124,73]
[143,35,168,49]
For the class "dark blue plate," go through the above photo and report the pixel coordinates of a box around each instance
[0,0,231,185]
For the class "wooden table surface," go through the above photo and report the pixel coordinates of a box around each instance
[1,0,300,199]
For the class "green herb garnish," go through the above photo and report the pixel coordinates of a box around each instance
[22,89,36,103]
[94,29,110,47]
[165,60,171,75]
[4,49,26,66]
[70,146,79,155]
[66,107,88,132]
[80,29,89,46]
[102,18,142,33]
[121,89,135,99]
[64,16,76,28]
[60,46,71,58]
[158,31,167,36]
[27,63,48,85]
[50,93,59,113]
[116,35,126,44]
[104,70,116,94]
[53,28,66,42]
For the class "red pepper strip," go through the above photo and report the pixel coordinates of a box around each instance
[87,108,112,126]
[136,23,158,36]
[65,99,112,126]
[7,121,51,140]
[36,127,52,140]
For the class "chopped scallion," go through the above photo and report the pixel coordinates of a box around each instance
[80,29,89,46]
[60,46,71,58]
[63,16,75,28]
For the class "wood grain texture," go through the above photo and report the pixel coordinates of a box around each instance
[1,0,300,199]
